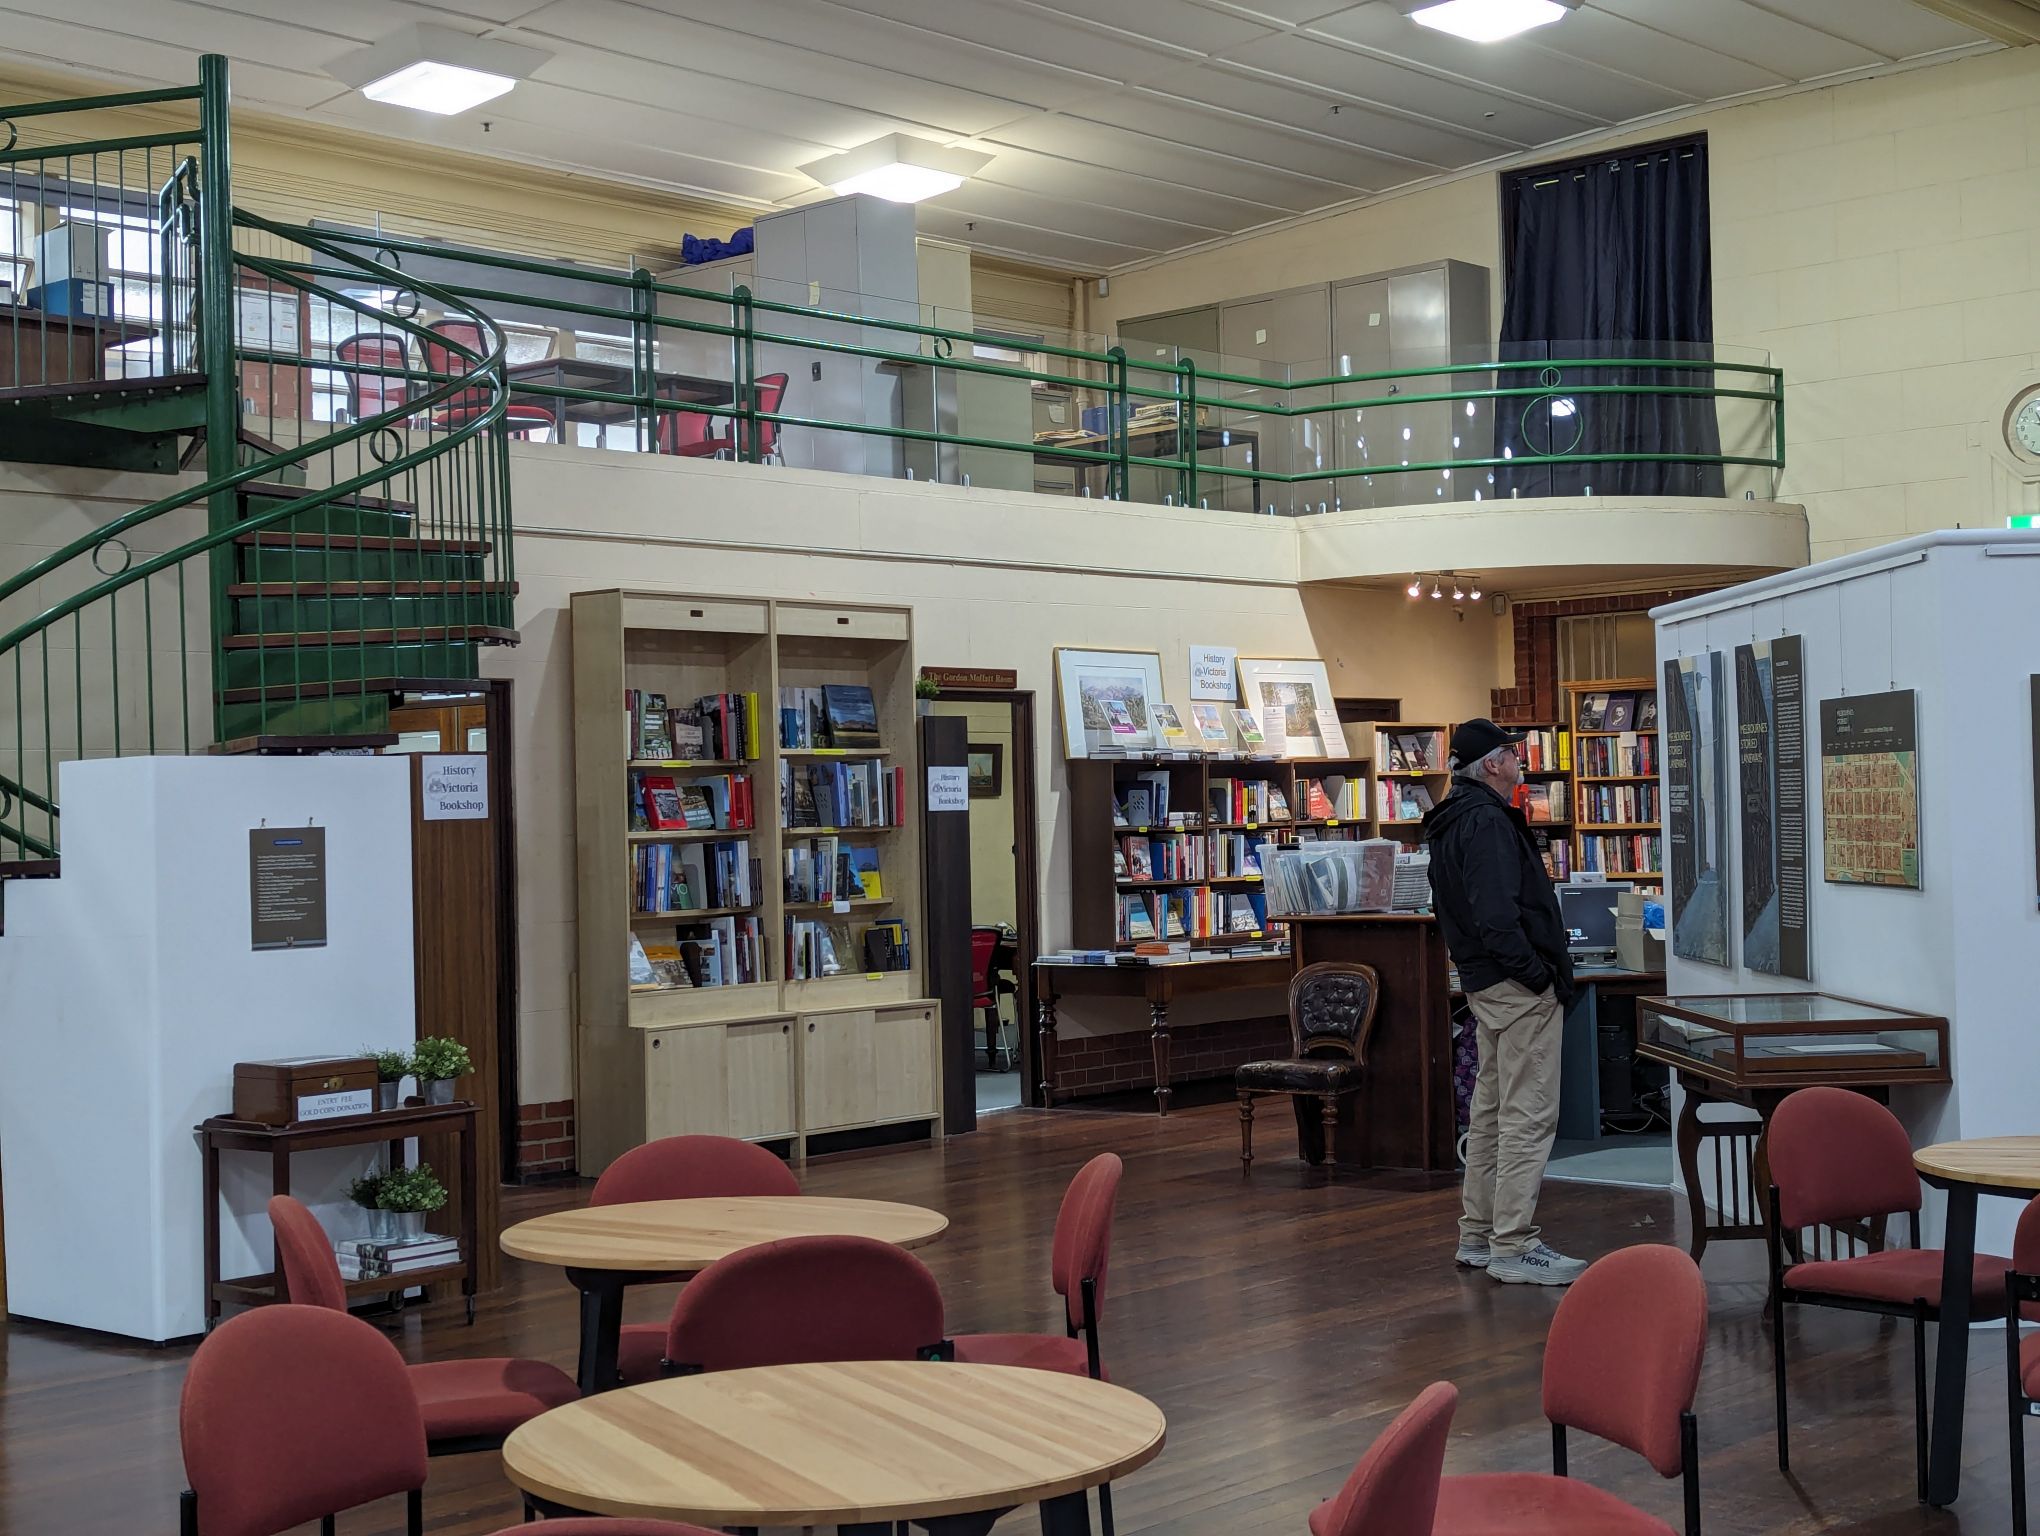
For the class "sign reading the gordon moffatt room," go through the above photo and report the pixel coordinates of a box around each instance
[1819,689,1920,890]
[919,667,1017,692]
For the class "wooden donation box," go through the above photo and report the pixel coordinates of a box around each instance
[1277,915,1456,1172]
[231,1055,378,1126]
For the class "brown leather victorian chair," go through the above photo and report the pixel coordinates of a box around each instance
[1234,961,1381,1174]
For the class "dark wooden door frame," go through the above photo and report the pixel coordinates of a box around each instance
[931,686,1043,1107]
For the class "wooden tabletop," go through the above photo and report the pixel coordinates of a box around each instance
[1913,1137,2040,1191]
[498,1195,948,1272]
[502,1360,1167,1525]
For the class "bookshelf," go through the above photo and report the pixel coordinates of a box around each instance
[572,591,939,1173]
[1564,677,1662,882]
[1373,721,1450,848]
[1512,723,1572,881]
[1067,747,1374,952]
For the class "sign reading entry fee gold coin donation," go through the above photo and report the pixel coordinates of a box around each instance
[249,826,328,950]
[1819,689,1919,889]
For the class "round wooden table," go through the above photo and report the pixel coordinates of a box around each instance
[1911,1136,2040,1507]
[499,1196,948,1394]
[503,1359,1166,1536]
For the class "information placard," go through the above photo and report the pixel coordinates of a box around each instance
[250,826,328,951]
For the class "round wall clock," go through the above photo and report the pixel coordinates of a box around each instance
[2008,388,2040,462]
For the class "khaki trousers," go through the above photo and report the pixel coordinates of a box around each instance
[1458,977,1564,1258]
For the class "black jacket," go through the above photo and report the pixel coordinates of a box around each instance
[1422,778,1575,1005]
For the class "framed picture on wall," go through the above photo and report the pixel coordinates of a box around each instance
[1236,656,1339,758]
[967,742,1003,798]
[1054,648,1168,759]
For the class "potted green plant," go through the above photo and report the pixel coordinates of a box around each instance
[374,1164,448,1241]
[366,1047,411,1111]
[350,1169,391,1239]
[914,674,940,717]
[410,1036,472,1105]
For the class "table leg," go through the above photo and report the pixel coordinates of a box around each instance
[1149,1001,1172,1117]
[1926,1182,1979,1507]
[458,1115,478,1324]
[202,1140,221,1329]
[914,1511,1011,1536]
[567,1269,626,1395]
[1039,1490,1093,1536]
[1036,991,1059,1105]
[1674,1085,1709,1260]
[270,1146,290,1302]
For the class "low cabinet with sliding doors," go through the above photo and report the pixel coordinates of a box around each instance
[572,590,942,1170]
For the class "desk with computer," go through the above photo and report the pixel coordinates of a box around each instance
[1553,879,1668,1143]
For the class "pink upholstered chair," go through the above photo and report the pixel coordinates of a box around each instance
[954,1152,1122,1378]
[268,1195,577,1455]
[2005,1194,2040,1536]
[1307,1383,1459,1536]
[1766,1087,2009,1500]
[1434,1245,1707,1536]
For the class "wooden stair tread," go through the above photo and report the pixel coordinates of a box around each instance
[0,858,61,879]
[227,580,515,597]
[218,675,488,705]
[235,530,491,553]
[222,625,517,650]
[0,372,206,406]
[238,482,417,515]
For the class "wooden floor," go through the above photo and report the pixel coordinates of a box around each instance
[0,1102,2025,1536]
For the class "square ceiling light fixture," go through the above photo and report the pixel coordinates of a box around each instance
[798,135,993,204]
[327,24,550,116]
[1400,0,1578,43]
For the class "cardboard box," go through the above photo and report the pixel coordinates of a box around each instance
[1616,890,1666,973]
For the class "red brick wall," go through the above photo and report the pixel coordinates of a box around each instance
[1491,587,1719,725]
[516,1099,576,1178]
[1052,1015,1290,1098]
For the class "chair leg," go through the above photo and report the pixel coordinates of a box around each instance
[2012,1301,2029,1536]
[1913,1302,1930,1504]
[1320,1095,1338,1175]
[180,1492,198,1536]
[408,1488,424,1536]
[1097,1480,1115,1536]
[1238,1093,1255,1170]
[1771,1296,1790,1473]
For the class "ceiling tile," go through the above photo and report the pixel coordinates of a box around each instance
[1741,0,1986,59]
[1593,0,1883,80]
[985,113,1352,213]
[933,179,1227,250]
[1532,8,1790,98]
[973,144,1291,229]
[1018,0,1282,53]
[818,0,1211,85]
[1065,89,1408,189]
[912,204,1158,268]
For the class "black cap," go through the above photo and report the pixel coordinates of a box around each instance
[1448,718,1525,770]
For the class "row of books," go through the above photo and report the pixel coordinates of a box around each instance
[784,835,883,904]
[336,1234,461,1280]
[632,769,756,832]
[1116,887,1270,943]
[1210,832,1265,877]
[1577,833,1663,876]
[1376,779,1437,821]
[1535,832,1571,881]
[631,839,759,914]
[1577,783,1659,825]
[1517,782,1567,824]
[786,916,912,979]
[1576,732,1657,777]
[1117,832,1206,883]
[1381,729,1446,772]
[780,758,908,829]
[1576,691,1659,733]
[1113,771,1181,828]
[1207,777,1291,824]
[1518,727,1571,772]
[629,917,768,990]
[627,689,761,762]
[778,684,881,750]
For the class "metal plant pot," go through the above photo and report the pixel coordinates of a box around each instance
[388,1210,427,1240]
[377,1081,402,1111]
[424,1078,455,1105]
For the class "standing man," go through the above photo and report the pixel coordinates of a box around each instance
[1422,719,1585,1286]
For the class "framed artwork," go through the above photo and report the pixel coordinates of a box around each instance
[1235,656,1339,758]
[1053,647,1167,759]
[966,742,1003,798]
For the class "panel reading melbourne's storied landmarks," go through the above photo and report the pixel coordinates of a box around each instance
[249,826,328,950]
[1736,636,1809,978]
[1819,690,1920,890]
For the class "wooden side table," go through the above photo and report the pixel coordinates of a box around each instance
[197,1101,479,1329]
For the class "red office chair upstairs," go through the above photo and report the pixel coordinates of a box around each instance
[333,332,411,422]
[180,1305,719,1536]
[733,371,789,463]
[419,317,557,438]
[2007,1194,2040,1536]
[1766,1087,2010,1502]
[1307,1382,1459,1536]
[268,1196,578,1455]
[1434,1244,1707,1536]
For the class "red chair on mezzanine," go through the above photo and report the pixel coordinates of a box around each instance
[178,1304,712,1536]
[419,317,558,439]
[1432,1244,1707,1536]
[1307,1382,1459,1536]
[1766,1086,2010,1502]
[657,372,789,463]
[333,332,411,422]
[268,1195,578,1456]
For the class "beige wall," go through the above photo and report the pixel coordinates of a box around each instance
[1093,46,2040,564]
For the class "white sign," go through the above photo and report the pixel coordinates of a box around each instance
[1188,645,1238,701]
[927,764,968,813]
[421,753,489,820]
[1314,709,1349,756]
[296,1088,373,1122]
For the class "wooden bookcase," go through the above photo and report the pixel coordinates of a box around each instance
[1373,721,1451,849]
[1513,723,1572,881]
[1066,749,1374,952]
[1564,677,1662,881]
[571,591,939,1173]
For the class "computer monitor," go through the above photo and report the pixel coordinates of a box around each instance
[1558,883,1621,956]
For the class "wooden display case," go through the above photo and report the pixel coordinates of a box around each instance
[1564,677,1661,882]
[572,591,939,1172]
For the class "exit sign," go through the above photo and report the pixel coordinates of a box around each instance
[2010,516,2038,528]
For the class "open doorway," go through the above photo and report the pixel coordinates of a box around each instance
[927,690,1040,1113]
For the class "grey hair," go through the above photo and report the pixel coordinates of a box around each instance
[1451,743,1515,782]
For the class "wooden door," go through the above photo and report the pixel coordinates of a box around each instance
[872,1004,938,1124]
[726,1019,797,1139]
[801,1009,878,1131]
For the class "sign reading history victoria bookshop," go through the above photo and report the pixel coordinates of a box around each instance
[249,826,328,951]
[420,753,489,820]
[1663,652,1730,966]
[926,764,968,813]
[1819,689,1920,889]
[1735,637,1809,979]
[1188,645,1239,701]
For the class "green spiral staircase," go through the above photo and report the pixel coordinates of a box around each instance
[0,57,518,872]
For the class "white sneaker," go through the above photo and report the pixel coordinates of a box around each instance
[1454,1238,1492,1269]
[1488,1243,1589,1286]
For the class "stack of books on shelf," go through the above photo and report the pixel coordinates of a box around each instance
[1118,831,1207,883]
[780,758,908,829]
[1209,832,1266,877]
[1577,782,1659,825]
[629,917,766,990]
[1536,835,1571,881]
[1296,773,1362,821]
[1578,832,1663,876]
[336,1233,460,1280]
[1518,727,1570,772]
[785,836,883,903]
[632,769,756,832]
[786,917,853,979]
[628,689,760,761]
[1576,691,1658,733]
[1375,779,1437,822]
[1206,777,1291,824]
[1381,729,1446,772]
[1218,889,1270,933]
[861,918,911,973]
[778,684,882,750]
[1576,733,1657,777]
[1518,782,1567,824]
[632,839,758,914]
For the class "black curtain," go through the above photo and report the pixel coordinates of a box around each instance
[1497,137,1720,497]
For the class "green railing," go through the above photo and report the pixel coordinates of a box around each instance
[0,59,516,863]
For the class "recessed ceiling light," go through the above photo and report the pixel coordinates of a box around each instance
[327,25,548,117]
[799,134,993,204]
[1405,0,1574,44]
